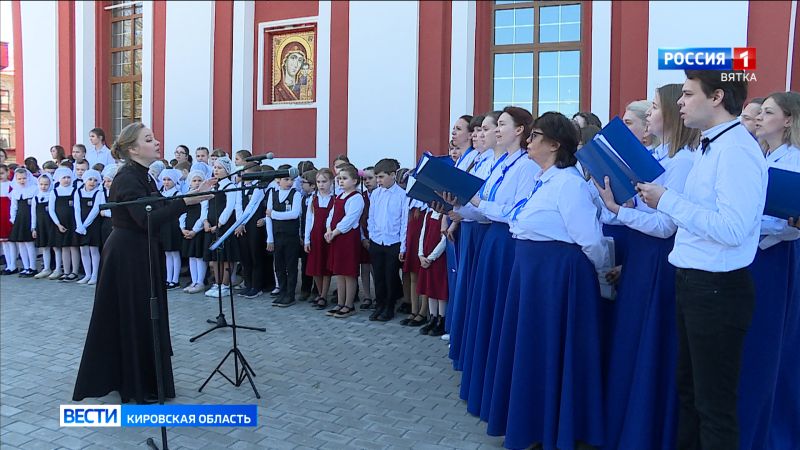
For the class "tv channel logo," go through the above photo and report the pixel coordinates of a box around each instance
[60,405,121,427]
[659,47,756,71]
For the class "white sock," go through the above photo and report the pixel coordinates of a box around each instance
[171,252,181,283]
[90,247,100,281]
[189,258,198,284]
[428,298,438,317]
[54,249,62,272]
[166,254,174,283]
[41,247,51,271]
[3,242,18,270]
[194,258,207,286]
[80,247,91,279]
[70,247,81,274]
[61,248,71,274]
[15,243,29,270]
[438,299,447,316]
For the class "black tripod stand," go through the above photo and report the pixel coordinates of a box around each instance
[190,167,266,343]
[196,188,261,398]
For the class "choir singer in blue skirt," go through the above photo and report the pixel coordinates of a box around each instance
[487,111,611,449]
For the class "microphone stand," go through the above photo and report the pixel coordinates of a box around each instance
[189,161,267,342]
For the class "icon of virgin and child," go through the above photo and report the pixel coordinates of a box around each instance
[272,37,314,104]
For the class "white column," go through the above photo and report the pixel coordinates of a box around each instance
[787,0,797,90]
[647,1,748,99]
[74,1,95,142]
[314,0,332,168]
[590,0,612,125]
[140,0,154,127]
[20,1,59,164]
[348,0,419,169]
[162,1,214,158]
[450,0,476,126]
[231,1,254,152]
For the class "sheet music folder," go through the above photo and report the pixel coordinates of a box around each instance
[409,154,485,207]
[764,166,800,220]
[576,116,666,204]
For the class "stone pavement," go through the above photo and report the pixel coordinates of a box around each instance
[0,275,505,449]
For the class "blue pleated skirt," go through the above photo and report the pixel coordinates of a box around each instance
[448,221,490,369]
[488,240,604,450]
[739,241,792,450]
[765,239,800,450]
[603,230,677,450]
[459,222,515,417]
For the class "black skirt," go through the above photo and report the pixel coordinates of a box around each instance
[34,198,53,247]
[51,190,78,248]
[77,191,103,247]
[160,221,183,252]
[202,192,239,262]
[73,227,175,403]
[180,204,205,258]
[9,197,34,242]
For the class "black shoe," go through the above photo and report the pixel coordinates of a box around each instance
[429,316,445,336]
[408,315,427,327]
[276,296,295,307]
[272,293,284,306]
[420,317,438,335]
[1,268,17,275]
[244,289,262,299]
[166,282,179,290]
[375,309,394,322]
[369,304,384,321]
[19,269,35,278]
[236,287,252,296]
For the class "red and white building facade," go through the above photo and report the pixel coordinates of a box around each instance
[8,0,800,168]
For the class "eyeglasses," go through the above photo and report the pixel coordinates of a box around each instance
[530,131,545,139]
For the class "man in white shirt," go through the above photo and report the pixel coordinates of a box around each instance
[366,158,406,322]
[638,70,767,450]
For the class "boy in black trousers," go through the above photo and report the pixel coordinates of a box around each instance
[366,159,406,322]
[266,169,303,307]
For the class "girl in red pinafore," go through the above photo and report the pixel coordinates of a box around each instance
[305,168,335,310]
[0,164,15,273]
[417,209,449,336]
[400,197,427,322]
[325,164,365,318]
[358,172,374,309]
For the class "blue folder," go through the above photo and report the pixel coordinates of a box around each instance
[576,116,666,204]
[764,166,800,220]
[412,154,485,206]
[406,176,453,212]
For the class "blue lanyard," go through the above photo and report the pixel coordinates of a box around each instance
[486,150,526,201]
[509,179,544,221]
[479,152,510,199]
[455,146,475,168]
[470,152,489,174]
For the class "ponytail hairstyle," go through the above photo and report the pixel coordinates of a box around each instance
[111,122,146,161]
[90,127,107,146]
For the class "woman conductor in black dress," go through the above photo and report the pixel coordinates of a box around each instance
[73,123,214,404]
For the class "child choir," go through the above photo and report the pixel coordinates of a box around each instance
[2,71,799,450]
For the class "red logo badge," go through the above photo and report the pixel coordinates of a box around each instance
[732,47,756,70]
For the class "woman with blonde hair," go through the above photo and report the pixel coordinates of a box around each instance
[739,91,800,450]
[597,84,698,449]
[73,123,215,404]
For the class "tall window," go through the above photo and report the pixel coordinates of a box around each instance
[492,1,582,117]
[0,89,9,112]
[108,1,143,139]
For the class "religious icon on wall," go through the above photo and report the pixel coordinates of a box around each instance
[271,29,315,104]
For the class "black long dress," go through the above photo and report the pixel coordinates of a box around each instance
[73,160,188,404]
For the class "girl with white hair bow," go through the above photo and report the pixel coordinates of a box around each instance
[98,164,119,245]
[202,156,242,297]
[180,169,210,293]
[30,173,56,278]
[8,168,38,276]
[73,169,105,285]
[159,169,184,289]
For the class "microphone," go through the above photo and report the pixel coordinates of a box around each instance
[240,167,299,181]
[244,152,275,162]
